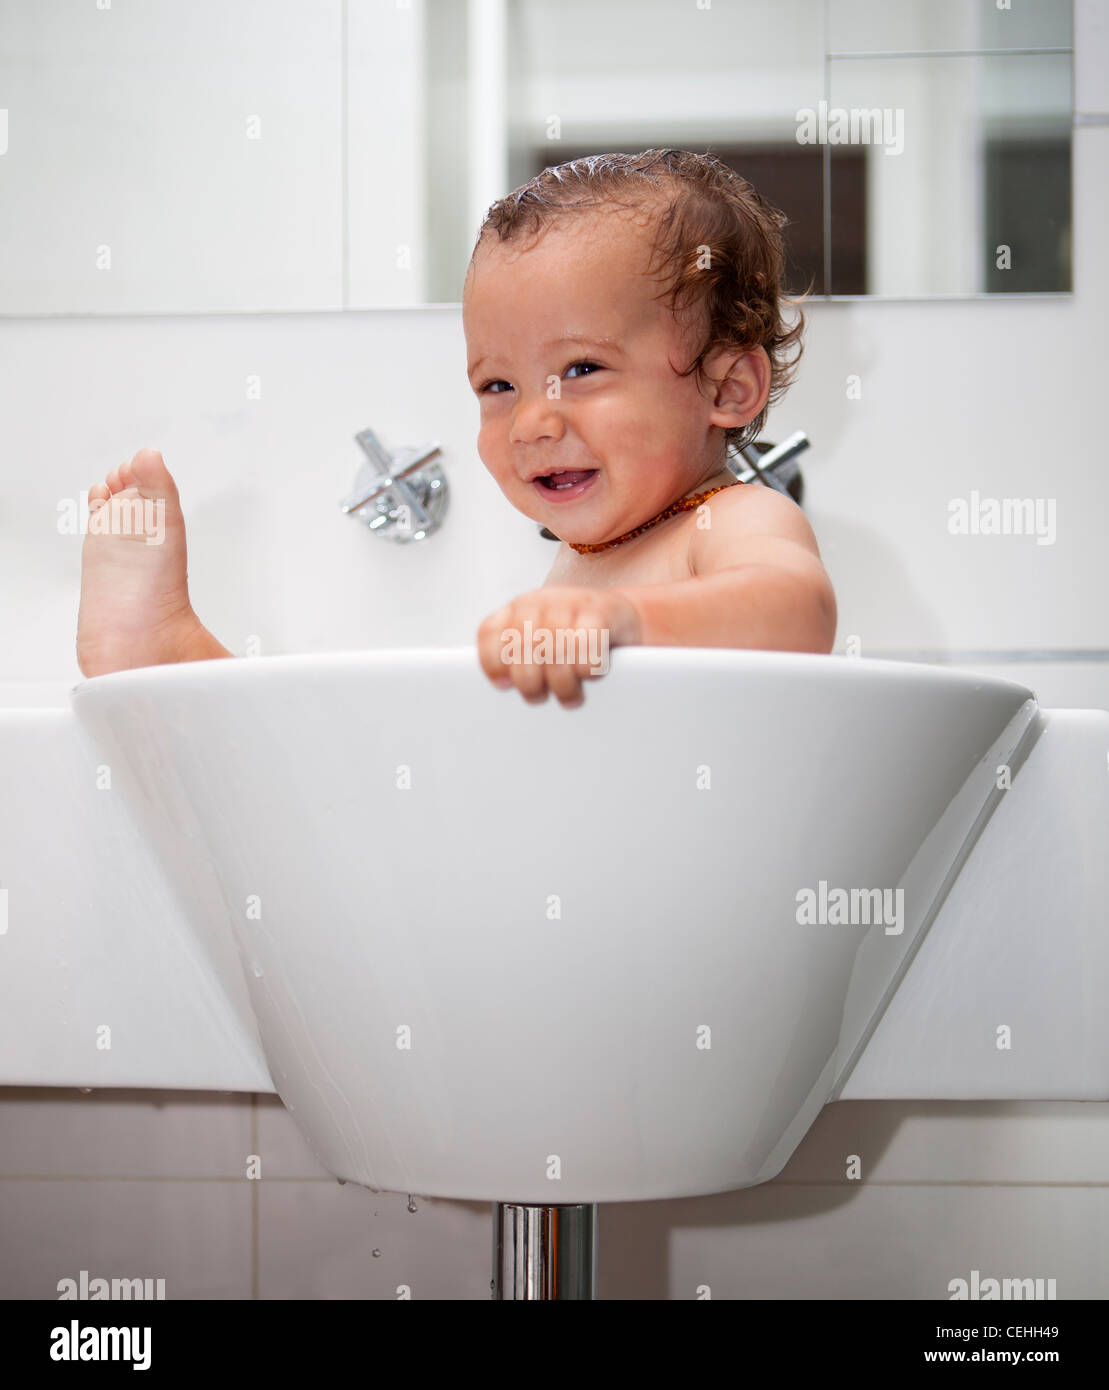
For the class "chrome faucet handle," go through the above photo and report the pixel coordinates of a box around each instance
[339,441,443,514]
[339,429,449,543]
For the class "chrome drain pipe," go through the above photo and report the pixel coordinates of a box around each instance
[492,1203,598,1300]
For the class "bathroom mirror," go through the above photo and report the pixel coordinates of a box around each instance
[0,0,1072,315]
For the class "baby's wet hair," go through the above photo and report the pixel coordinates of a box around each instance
[470,148,812,451]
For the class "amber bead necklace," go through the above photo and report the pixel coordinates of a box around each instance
[567,483,735,555]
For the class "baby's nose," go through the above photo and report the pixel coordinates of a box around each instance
[509,393,565,446]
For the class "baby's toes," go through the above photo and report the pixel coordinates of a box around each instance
[88,482,110,508]
[105,466,124,494]
[129,448,177,496]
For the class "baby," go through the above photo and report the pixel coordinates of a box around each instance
[76,149,836,706]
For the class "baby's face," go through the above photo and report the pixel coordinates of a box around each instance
[463,209,729,546]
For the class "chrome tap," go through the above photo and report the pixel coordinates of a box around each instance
[339,428,449,543]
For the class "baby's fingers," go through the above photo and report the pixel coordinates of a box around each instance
[547,658,595,708]
[478,605,547,699]
[506,653,549,703]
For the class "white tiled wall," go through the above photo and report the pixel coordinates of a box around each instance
[3,1089,1107,1299]
[0,0,1106,1300]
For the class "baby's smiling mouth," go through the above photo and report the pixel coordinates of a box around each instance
[531,468,599,494]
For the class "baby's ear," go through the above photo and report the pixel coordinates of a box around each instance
[702,345,771,432]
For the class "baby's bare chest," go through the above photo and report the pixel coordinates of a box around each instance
[543,514,695,590]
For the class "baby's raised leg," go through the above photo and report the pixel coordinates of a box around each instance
[76,448,232,677]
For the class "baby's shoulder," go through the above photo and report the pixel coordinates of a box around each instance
[687,481,825,578]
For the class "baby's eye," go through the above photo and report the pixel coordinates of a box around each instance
[479,379,513,394]
[565,360,603,378]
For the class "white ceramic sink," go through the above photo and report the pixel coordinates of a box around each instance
[2,649,1107,1203]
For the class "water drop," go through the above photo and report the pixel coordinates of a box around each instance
[78,1087,93,1095]
[336,1178,346,1186]
[407,1195,418,1213]
[251,962,263,978]
[372,1248,382,1258]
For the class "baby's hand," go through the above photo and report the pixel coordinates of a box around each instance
[477,586,642,708]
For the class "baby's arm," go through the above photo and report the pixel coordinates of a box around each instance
[77,448,234,678]
[613,483,836,654]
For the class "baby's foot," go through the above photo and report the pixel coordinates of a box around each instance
[77,448,219,677]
